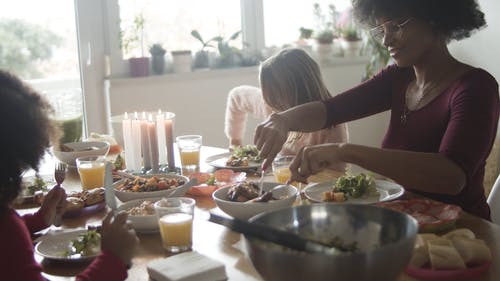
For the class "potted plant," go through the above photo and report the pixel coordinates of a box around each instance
[149,43,166,75]
[121,12,149,77]
[362,36,390,81]
[213,31,242,68]
[314,30,335,59]
[190,30,219,69]
[312,3,341,60]
[296,27,314,49]
[339,25,363,57]
[171,50,193,73]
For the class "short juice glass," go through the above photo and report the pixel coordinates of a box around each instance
[272,155,295,184]
[176,135,202,170]
[154,197,195,253]
[76,156,105,190]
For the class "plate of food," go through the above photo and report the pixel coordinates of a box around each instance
[206,145,262,171]
[376,199,461,233]
[187,169,246,196]
[63,188,106,218]
[35,229,101,261]
[16,175,55,204]
[405,228,492,281]
[113,174,188,202]
[304,173,404,204]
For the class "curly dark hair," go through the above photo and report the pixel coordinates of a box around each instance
[0,70,59,209]
[352,0,486,41]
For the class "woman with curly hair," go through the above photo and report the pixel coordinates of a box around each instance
[254,0,499,220]
[0,70,138,281]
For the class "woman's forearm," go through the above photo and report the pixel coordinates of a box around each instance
[279,101,327,132]
[339,143,466,195]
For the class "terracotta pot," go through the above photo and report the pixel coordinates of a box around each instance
[129,57,150,77]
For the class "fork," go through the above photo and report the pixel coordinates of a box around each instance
[53,161,67,227]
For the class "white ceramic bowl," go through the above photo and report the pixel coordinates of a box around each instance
[212,182,298,220]
[117,197,162,233]
[113,174,189,202]
[52,141,110,166]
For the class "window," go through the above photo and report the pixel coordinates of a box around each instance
[0,0,84,142]
[118,0,242,58]
[263,0,352,47]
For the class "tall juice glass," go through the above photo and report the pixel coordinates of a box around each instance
[76,156,105,190]
[154,197,195,253]
[272,155,295,184]
[176,135,202,171]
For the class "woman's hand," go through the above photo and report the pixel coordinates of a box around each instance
[100,211,139,266]
[254,113,290,169]
[289,143,345,183]
[38,185,67,226]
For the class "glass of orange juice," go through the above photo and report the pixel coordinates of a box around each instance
[176,135,202,171]
[154,197,195,253]
[76,156,106,190]
[272,155,295,184]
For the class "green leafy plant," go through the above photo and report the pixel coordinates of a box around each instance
[315,30,334,44]
[299,27,313,39]
[149,43,166,56]
[341,25,361,41]
[191,30,220,52]
[312,3,339,44]
[213,30,242,68]
[190,30,220,68]
[363,36,390,81]
[120,12,146,58]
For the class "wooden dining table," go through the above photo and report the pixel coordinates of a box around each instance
[15,146,500,281]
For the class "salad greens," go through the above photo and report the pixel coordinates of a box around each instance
[65,230,101,257]
[26,176,49,195]
[333,173,376,199]
[231,145,261,162]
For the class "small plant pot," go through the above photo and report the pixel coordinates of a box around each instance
[171,50,193,73]
[193,50,210,69]
[313,43,334,63]
[129,57,150,77]
[151,55,165,75]
[340,39,363,57]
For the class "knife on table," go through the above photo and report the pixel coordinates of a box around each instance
[104,162,117,214]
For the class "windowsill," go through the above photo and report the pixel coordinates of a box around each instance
[105,55,370,84]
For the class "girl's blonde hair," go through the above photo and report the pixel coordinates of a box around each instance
[259,48,332,149]
[259,48,331,112]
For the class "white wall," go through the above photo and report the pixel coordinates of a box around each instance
[449,0,500,82]
[105,58,390,149]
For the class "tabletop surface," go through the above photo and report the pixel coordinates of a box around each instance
[15,146,500,281]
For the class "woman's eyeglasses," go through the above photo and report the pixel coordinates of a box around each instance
[369,18,412,42]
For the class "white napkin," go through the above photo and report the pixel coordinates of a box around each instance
[147,251,227,281]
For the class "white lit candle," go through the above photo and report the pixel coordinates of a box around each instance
[121,112,133,171]
[156,110,167,165]
[131,112,142,171]
[140,112,152,170]
[148,114,159,173]
[165,112,176,169]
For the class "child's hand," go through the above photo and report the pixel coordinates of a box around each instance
[100,211,139,266]
[38,185,66,226]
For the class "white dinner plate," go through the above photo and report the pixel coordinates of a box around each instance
[205,152,261,171]
[304,179,405,204]
[35,229,100,261]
